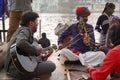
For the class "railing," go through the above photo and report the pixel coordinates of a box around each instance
[0,16,8,42]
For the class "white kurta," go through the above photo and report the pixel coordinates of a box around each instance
[79,51,105,66]
[59,48,105,66]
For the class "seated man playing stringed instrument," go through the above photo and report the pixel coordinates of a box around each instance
[4,12,56,80]
[58,6,105,66]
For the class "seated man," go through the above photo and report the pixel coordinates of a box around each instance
[58,6,105,66]
[4,12,56,80]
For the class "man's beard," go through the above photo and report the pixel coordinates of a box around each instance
[84,19,88,23]
[33,28,37,33]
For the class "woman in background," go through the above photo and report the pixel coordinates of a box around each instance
[95,2,115,45]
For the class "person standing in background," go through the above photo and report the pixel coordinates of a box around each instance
[6,0,32,42]
[4,0,9,17]
[95,2,115,45]
[7,0,11,10]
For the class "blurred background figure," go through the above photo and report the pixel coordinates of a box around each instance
[95,2,115,45]
[6,0,32,42]
[38,32,51,48]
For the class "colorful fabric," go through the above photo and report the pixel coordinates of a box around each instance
[109,15,120,25]
[70,48,81,55]
[89,45,120,80]
[76,6,91,17]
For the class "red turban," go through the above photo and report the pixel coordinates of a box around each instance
[76,6,91,17]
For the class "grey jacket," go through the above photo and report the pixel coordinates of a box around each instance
[4,26,37,78]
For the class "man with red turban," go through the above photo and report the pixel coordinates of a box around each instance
[58,6,105,66]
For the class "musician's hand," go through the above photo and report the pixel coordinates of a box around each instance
[105,42,113,48]
[41,47,54,59]
[47,47,54,57]
[36,47,43,55]
[86,65,94,72]
[43,47,53,58]
[58,44,64,50]
[95,43,101,48]
[58,45,63,50]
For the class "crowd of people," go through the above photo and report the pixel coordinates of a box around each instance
[0,0,120,80]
